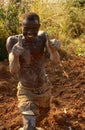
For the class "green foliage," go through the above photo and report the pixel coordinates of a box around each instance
[68,7,85,38]
[6,3,19,34]
[0,38,7,61]
[73,0,85,7]
[0,1,30,60]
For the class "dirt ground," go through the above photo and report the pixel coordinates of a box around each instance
[0,55,85,130]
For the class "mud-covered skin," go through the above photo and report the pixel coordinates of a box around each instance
[7,31,51,88]
[19,32,47,88]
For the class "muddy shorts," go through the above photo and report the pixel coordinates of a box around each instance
[17,82,52,120]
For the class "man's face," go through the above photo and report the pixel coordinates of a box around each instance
[22,20,40,43]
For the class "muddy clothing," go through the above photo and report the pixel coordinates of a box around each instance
[17,82,51,118]
[6,31,60,120]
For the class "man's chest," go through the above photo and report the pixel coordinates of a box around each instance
[19,39,45,63]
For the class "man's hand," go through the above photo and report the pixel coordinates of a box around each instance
[50,50,60,64]
[12,35,24,56]
[47,39,60,64]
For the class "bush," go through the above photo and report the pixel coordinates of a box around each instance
[0,38,8,61]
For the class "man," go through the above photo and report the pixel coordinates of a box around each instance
[6,12,60,130]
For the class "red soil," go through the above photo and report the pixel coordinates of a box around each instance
[0,56,85,130]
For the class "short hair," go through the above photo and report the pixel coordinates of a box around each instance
[22,12,40,25]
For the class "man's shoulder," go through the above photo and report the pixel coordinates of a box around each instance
[38,31,47,42]
[6,34,22,53]
[38,30,47,37]
[7,34,22,43]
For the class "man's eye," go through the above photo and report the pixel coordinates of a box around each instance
[23,28,29,32]
[23,31,27,33]
[23,31,27,35]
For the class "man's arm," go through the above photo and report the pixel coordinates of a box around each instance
[6,35,24,75]
[45,32,60,64]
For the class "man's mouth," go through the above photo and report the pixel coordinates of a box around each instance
[27,34,34,38]
[26,34,35,42]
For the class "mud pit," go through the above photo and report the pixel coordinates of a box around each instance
[0,56,85,130]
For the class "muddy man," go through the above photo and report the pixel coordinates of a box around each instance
[6,12,60,130]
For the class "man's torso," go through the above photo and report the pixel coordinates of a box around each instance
[8,31,49,87]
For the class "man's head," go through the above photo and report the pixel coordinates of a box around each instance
[22,12,40,42]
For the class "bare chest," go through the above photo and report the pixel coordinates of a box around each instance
[19,39,45,64]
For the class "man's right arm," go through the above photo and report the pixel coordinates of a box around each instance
[6,35,24,75]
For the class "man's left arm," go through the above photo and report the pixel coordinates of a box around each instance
[45,32,60,64]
